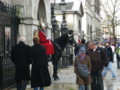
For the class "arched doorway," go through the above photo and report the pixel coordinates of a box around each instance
[38,0,47,24]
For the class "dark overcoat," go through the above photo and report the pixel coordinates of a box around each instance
[10,42,31,82]
[31,43,51,88]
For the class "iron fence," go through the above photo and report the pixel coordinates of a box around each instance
[0,1,20,89]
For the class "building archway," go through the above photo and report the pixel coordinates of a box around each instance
[38,0,47,24]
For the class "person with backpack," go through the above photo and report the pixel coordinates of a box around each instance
[87,40,108,90]
[74,46,92,90]
[102,42,116,80]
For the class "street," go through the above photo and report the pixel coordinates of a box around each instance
[8,54,120,90]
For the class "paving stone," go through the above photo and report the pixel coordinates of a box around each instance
[8,54,120,90]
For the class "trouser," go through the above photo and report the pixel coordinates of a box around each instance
[102,62,116,78]
[91,70,104,90]
[34,87,44,90]
[16,80,28,90]
[79,85,89,90]
[117,58,120,69]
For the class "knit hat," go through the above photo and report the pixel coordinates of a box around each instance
[79,47,86,53]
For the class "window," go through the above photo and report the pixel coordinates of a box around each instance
[4,27,11,58]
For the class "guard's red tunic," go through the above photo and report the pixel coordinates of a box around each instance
[38,30,54,55]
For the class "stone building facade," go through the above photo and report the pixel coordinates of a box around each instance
[82,0,101,41]
[1,0,51,45]
[51,0,101,42]
[50,0,84,42]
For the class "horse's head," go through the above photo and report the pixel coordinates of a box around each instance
[54,30,77,50]
[67,30,77,46]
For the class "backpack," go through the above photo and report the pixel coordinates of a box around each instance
[77,57,89,78]
[99,47,109,66]
[105,47,110,57]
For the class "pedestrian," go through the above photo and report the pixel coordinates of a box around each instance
[74,46,92,90]
[102,42,116,80]
[31,37,51,90]
[10,36,31,90]
[74,38,86,56]
[111,44,115,59]
[87,40,108,90]
[116,44,120,69]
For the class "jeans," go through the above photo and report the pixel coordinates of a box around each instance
[79,85,89,90]
[91,70,104,90]
[34,87,44,90]
[17,80,28,90]
[102,62,116,78]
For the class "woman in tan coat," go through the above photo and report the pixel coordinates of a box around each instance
[74,46,92,90]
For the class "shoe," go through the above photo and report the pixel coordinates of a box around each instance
[112,78,116,80]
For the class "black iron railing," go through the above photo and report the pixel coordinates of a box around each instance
[0,1,20,90]
[0,1,16,16]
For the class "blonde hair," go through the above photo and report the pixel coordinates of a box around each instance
[34,30,39,37]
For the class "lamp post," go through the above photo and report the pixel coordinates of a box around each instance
[59,0,67,35]
[60,0,70,67]
[51,2,57,40]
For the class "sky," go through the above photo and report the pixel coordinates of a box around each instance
[100,0,120,36]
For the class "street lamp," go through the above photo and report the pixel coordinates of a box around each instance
[59,0,66,12]
[59,0,67,34]
[60,0,70,67]
[51,2,57,40]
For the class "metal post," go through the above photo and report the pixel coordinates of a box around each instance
[51,4,56,40]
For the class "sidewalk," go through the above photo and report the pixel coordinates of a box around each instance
[9,54,120,90]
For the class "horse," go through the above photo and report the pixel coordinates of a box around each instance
[51,30,77,80]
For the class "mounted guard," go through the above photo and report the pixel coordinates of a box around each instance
[34,22,54,56]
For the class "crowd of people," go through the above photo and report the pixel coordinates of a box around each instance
[10,23,120,90]
[74,39,120,90]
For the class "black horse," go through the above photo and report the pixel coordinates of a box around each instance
[51,30,77,80]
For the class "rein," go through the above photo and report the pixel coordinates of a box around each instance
[54,42,62,52]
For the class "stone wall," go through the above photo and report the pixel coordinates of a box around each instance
[1,0,51,45]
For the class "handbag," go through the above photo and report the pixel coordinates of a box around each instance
[77,57,89,78]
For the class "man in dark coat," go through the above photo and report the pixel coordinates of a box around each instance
[87,40,108,90]
[102,42,116,80]
[31,37,51,90]
[10,36,31,90]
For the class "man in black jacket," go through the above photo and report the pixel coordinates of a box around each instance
[11,36,31,90]
[102,42,116,80]
[87,40,108,90]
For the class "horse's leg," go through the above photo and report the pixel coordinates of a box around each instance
[47,55,52,62]
[52,57,59,80]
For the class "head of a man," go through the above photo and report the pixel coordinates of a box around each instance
[33,36,39,44]
[19,36,26,43]
[81,39,86,44]
[41,23,46,30]
[88,40,98,49]
[105,42,110,47]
